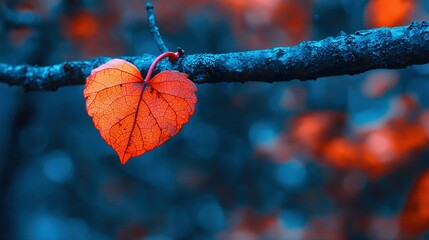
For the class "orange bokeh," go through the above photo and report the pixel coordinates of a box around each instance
[258,93,428,180]
[321,116,427,179]
[67,11,99,39]
[290,112,345,155]
[399,170,429,236]
[365,0,415,28]
[154,0,312,49]
[224,0,312,48]
[218,208,280,240]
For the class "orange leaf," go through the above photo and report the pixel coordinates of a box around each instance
[84,59,197,164]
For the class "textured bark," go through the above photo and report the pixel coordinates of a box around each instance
[1,21,429,91]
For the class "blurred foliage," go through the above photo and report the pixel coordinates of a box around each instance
[1,0,429,239]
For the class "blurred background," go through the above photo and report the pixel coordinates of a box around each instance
[0,0,429,239]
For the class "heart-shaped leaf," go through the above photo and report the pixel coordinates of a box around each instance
[84,59,197,164]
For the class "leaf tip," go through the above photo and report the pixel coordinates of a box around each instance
[119,155,129,165]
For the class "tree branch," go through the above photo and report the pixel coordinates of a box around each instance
[145,2,169,53]
[1,22,429,91]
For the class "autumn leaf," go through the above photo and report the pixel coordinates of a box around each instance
[84,59,197,164]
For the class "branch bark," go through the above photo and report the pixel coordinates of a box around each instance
[1,21,429,91]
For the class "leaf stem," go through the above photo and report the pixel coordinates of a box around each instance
[144,51,180,82]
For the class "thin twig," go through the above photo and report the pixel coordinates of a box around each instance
[146,2,169,53]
